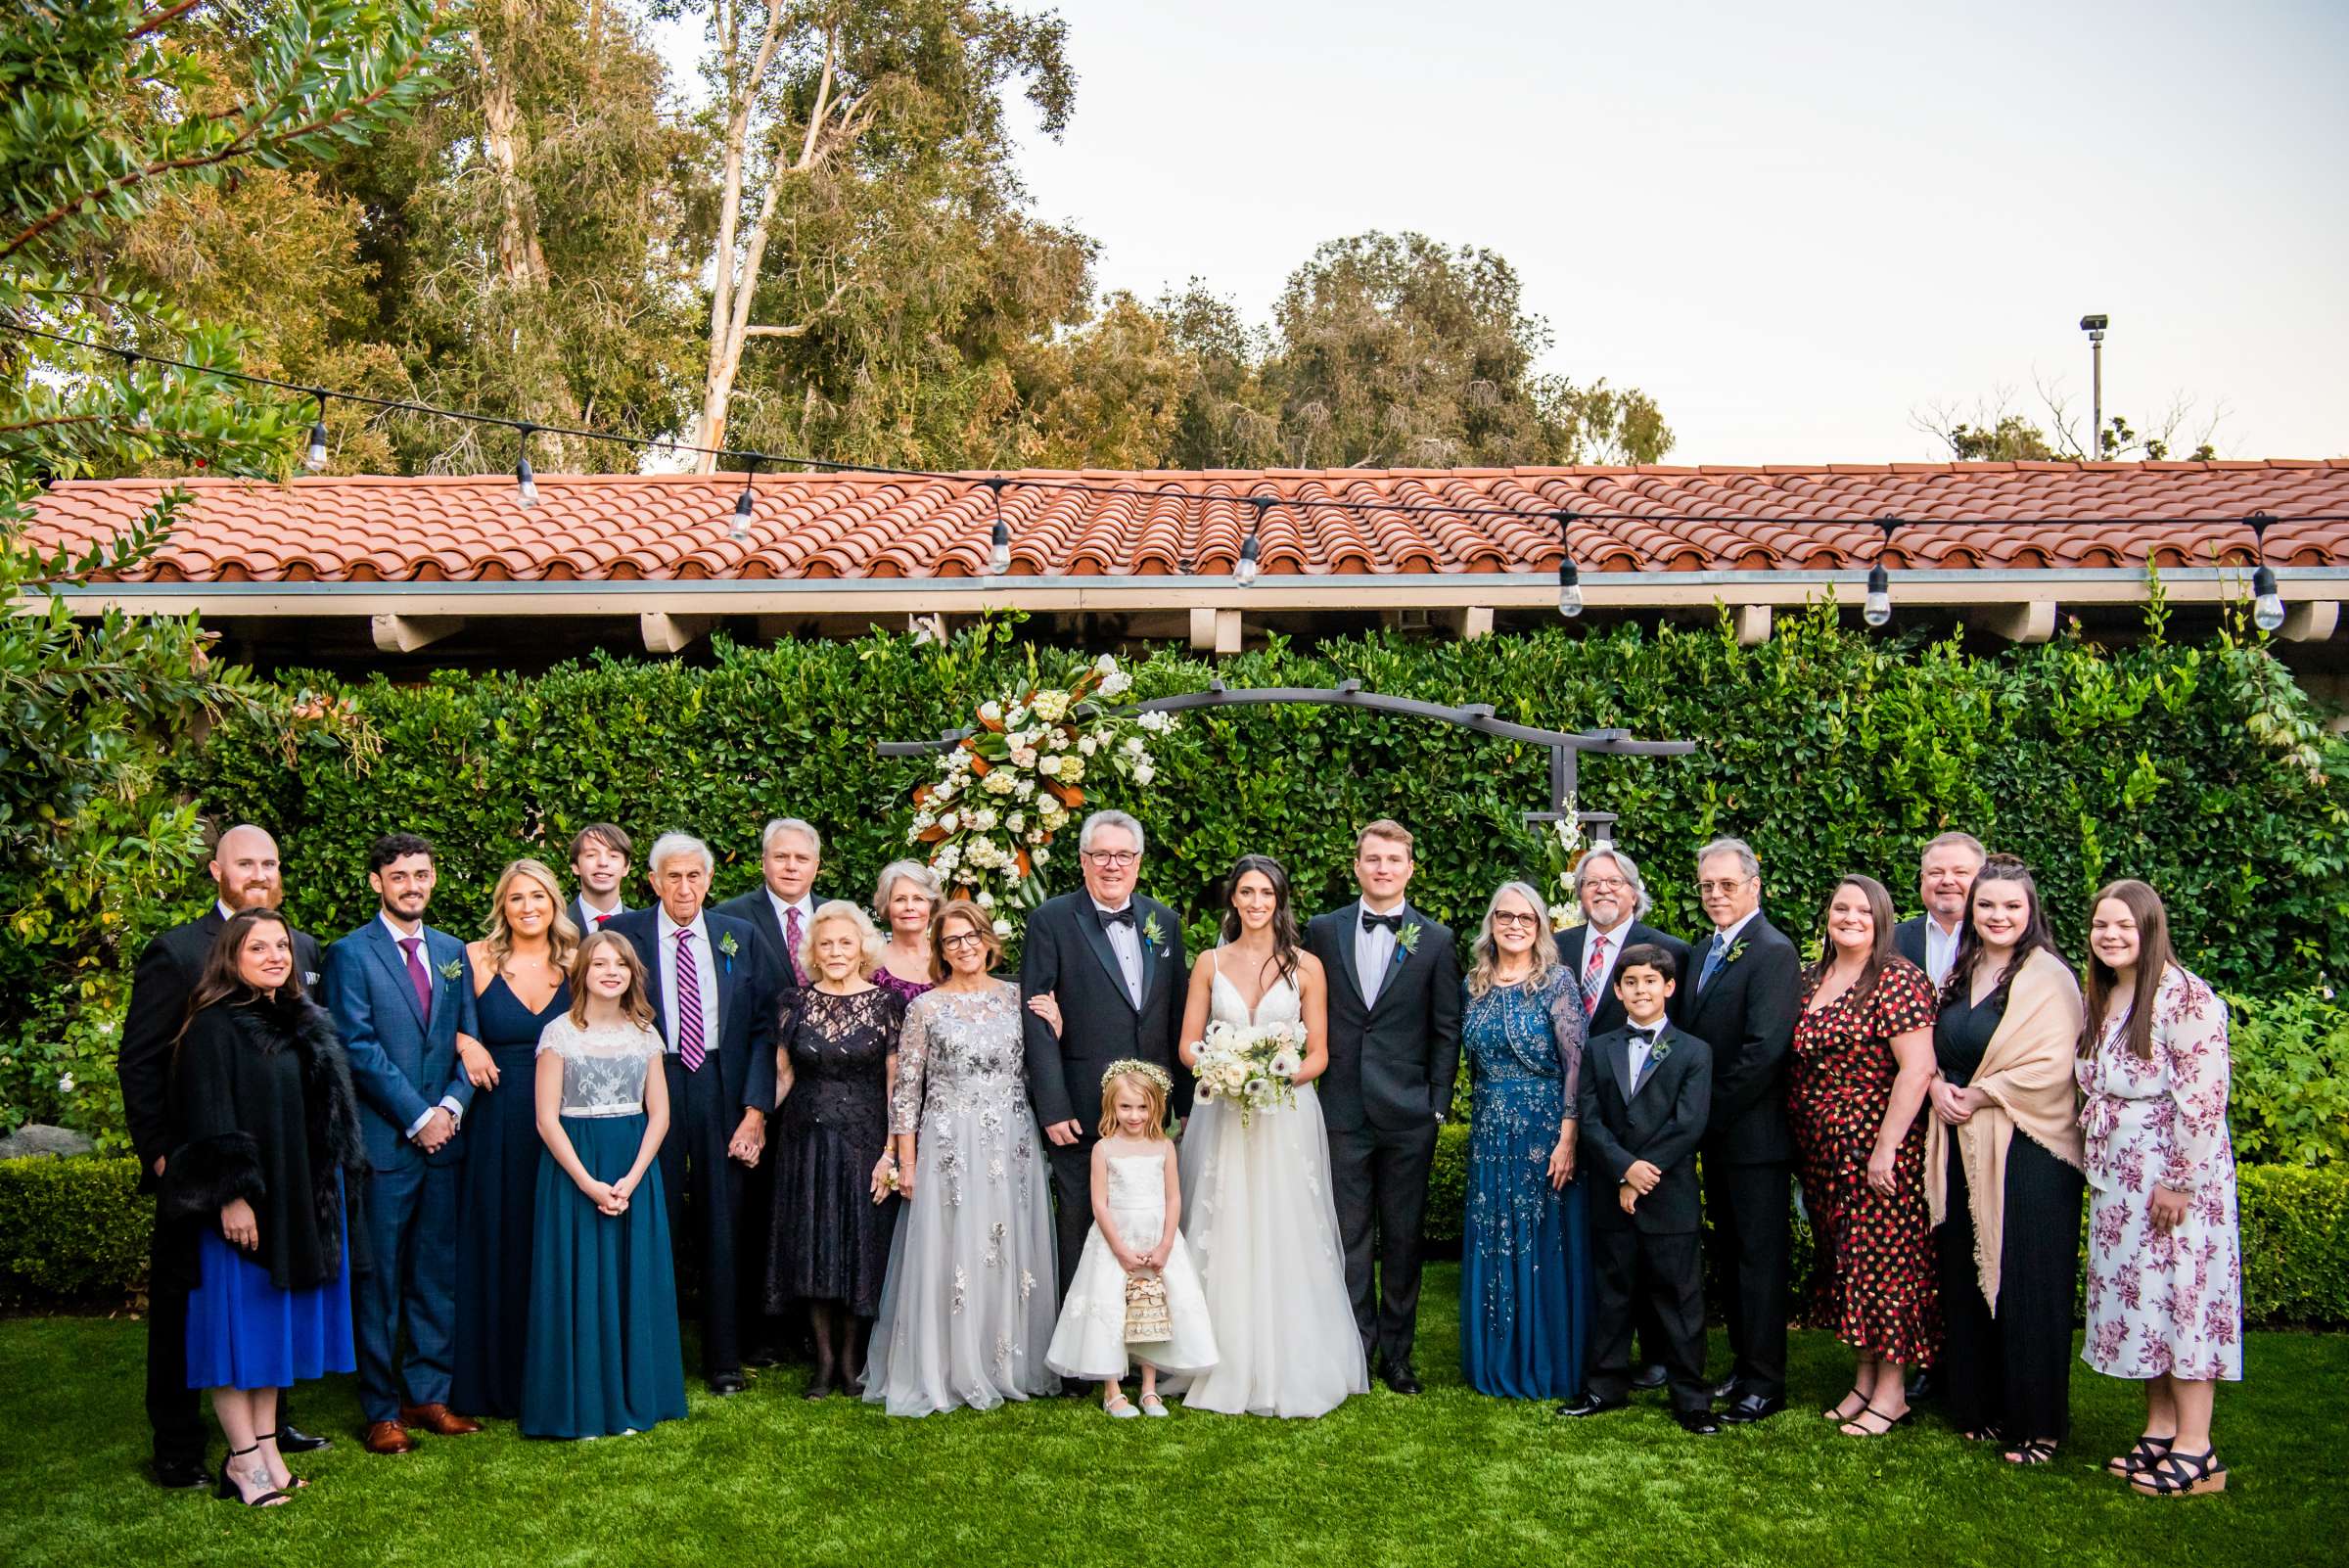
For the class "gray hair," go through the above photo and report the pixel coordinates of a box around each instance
[761,816,823,857]
[1920,830,1986,869]
[1695,836,1761,880]
[803,898,883,978]
[1467,881,1564,999]
[1579,847,1654,920]
[1078,809,1146,857]
[646,832,714,879]
[872,858,942,919]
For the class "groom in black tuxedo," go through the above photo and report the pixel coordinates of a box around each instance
[1304,820,1461,1395]
[1681,836,1801,1424]
[1020,809,1189,1312]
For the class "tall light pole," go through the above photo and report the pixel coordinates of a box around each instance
[2080,314,2108,457]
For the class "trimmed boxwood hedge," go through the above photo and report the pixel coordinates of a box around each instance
[12,1150,2342,1326]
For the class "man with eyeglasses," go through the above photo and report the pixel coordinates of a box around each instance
[1681,837,1801,1424]
[1558,847,1691,1038]
[1018,810,1189,1328]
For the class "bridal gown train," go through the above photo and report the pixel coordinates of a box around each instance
[1169,961,1368,1417]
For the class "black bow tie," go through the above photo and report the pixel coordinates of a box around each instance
[1098,905,1136,928]
[1360,910,1403,934]
[1632,1028,1664,1045]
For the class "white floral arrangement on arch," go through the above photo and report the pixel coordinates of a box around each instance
[907,654,1175,936]
[1544,809,1588,933]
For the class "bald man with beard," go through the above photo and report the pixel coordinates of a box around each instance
[118,824,332,1487]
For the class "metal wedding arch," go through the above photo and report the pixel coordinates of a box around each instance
[878,679,1696,841]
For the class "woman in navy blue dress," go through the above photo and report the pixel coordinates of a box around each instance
[1458,882,1591,1400]
[452,858,576,1418]
[520,931,686,1438]
[163,909,365,1506]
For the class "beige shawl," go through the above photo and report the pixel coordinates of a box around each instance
[1924,946,2085,1313]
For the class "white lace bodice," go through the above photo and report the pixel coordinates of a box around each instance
[1104,1151,1170,1212]
[536,1014,661,1116]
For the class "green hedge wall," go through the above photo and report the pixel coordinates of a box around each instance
[175,608,2348,996]
[14,1152,2344,1326]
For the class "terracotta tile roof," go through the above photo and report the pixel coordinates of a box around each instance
[26,463,2349,583]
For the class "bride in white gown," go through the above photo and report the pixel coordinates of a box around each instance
[1167,854,1368,1417]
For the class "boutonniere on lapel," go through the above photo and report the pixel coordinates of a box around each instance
[438,958,462,982]
[1721,939,1748,971]
[718,931,741,972]
[1395,921,1423,961]
[1140,912,1168,954]
[1648,1036,1673,1065]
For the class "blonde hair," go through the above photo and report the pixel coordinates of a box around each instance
[803,898,882,979]
[567,930,655,1029]
[1097,1067,1171,1140]
[1467,881,1563,998]
[483,857,580,978]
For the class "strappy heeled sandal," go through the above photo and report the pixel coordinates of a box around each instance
[2003,1438,2059,1465]
[213,1444,290,1507]
[2132,1447,2227,1497]
[260,1433,311,1490]
[2107,1434,2175,1477]
[1837,1403,1913,1438]
[1821,1387,1868,1422]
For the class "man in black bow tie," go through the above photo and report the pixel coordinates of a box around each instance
[1019,810,1189,1318]
[1304,820,1461,1394]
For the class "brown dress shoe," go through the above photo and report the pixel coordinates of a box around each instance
[398,1403,482,1436]
[364,1420,416,1455]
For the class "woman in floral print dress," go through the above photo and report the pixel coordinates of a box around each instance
[2078,880,2242,1499]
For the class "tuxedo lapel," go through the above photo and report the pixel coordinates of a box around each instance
[1365,902,1415,1018]
[1076,900,1137,1014]
[365,921,430,1031]
[1137,898,1165,1007]
[639,924,670,1037]
[1323,910,1369,1016]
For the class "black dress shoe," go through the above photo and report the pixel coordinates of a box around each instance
[1630,1363,1669,1393]
[1556,1393,1628,1418]
[274,1423,333,1454]
[1673,1409,1724,1435]
[153,1455,211,1490]
[709,1371,747,1397]
[1719,1394,1785,1425]
[1906,1369,1936,1403]
[744,1341,784,1369]
[1382,1363,1423,1396]
[1710,1375,1739,1402]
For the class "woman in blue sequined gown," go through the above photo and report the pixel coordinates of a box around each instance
[1458,881,1592,1400]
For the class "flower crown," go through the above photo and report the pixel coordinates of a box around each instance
[1102,1058,1174,1097]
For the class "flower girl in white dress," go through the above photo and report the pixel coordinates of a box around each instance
[1045,1062,1217,1416]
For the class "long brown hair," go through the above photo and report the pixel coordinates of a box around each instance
[1219,853,1301,990]
[2079,879,2173,1061]
[566,930,655,1030]
[177,908,303,1046]
[1806,874,1898,1004]
[1941,854,2066,1010]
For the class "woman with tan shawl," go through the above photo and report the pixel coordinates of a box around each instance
[1925,856,2084,1465]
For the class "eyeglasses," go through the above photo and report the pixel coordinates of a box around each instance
[1082,851,1139,868]
[1696,877,1754,896]
[940,933,988,951]
[1491,911,1541,930]
[1580,876,1629,894]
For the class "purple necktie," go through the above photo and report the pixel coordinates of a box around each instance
[675,930,707,1072]
[397,936,432,1018]
[1583,933,1608,1017]
[784,905,806,986]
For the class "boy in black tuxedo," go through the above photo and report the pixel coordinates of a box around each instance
[1559,945,1718,1433]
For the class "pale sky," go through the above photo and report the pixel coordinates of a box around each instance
[659,1,2349,464]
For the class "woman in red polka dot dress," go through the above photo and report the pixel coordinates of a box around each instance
[1789,874,1942,1438]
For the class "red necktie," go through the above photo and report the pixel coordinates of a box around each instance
[675,930,706,1072]
[1582,932,1608,1017]
[397,936,432,1018]
[784,905,807,986]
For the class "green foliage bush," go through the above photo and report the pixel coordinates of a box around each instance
[0,1156,149,1305]
[2227,990,2349,1167]
[2236,1165,2349,1325]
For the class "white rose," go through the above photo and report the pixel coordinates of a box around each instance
[979,700,1002,723]
[976,890,995,908]
[938,810,959,834]
[1095,653,1117,676]
[1038,754,1063,776]
[1011,747,1037,769]
[1078,735,1098,756]
[1007,811,1026,832]
[57,1073,76,1094]
[1133,762,1156,786]
[992,917,1013,937]
[1124,735,1145,756]
[1015,778,1036,800]
[973,808,998,831]
[935,781,956,804]
[1034,847,1050,865]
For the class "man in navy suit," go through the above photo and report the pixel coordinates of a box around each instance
[608,832,782,1395]
[324,832,483,1454]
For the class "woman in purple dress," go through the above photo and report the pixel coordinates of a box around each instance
[871,859,941,1007]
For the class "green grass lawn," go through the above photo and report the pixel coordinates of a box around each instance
[0,1265,2336,1567]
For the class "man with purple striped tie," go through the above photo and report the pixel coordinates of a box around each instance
[607,833,781,1396]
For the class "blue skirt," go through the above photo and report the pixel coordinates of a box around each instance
[186,1175,357,1391]
[1459,1075,1592,1399]
[520,1114,687,1439]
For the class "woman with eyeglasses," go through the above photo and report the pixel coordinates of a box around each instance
[861,899,1059,1415]
[1457,881,1591,1400]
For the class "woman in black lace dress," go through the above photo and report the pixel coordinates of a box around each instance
[767,900,904,1399]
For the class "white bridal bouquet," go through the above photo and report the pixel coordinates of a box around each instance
[1192,1018,1307,1128]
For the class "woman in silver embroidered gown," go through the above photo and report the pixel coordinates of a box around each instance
[863,899,1059,1415]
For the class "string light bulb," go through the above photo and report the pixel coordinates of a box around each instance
[1556,558,1584,619]
[731,456,762,542]
[1865,564,1892,627]
[1237,496,1271,586]
[304,392,329,473]
[515,425,539,509]
[2252,564,2285,633]
[986,479,1010,575]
